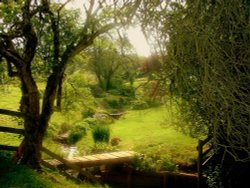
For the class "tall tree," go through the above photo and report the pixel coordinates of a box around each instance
[140,0,250,187]
[87,35,137,91]
[0,0,141,169]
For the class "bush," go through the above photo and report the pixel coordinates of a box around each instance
[157,158,178,172]
[58,122,71,134]
[90,85,104,98]
[67,123,88,145]
[83,117,98,126]
[131,154,178,172]
[131,154,156,172]
[81,108,95,118]
[119,86,135,97]
[92,125,110,144]
[131,99,149,110]
[104,98,122,109]
[45,123,58,138]
[110,137,121,146]
[103,97,130,110]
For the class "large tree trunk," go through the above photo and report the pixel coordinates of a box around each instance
[16,66,42,169]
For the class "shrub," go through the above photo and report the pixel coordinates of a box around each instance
[81,108,95,118]
[157,158,178,172]
[92,125,110,144]
[83,117,98,126]
[45,123,58,138]
[67,123,88,145]
[58,122,71,134]
[110,137,121,146]
[90,85,104,98]
[131,154,156,172]
[131,154,178,172]
[131,99,149,110]
[119,86,135,97]
[105,98,122,109]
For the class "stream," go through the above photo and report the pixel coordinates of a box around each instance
[60,145,79,158]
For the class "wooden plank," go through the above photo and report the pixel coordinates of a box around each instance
[108,152,134,158]
[0,126,24,134]
[91,154,107,159]
[107,152,124,158]
[0,109,24,118]
[101,153,119,159]
[82,156,100,160]
[0,144,18,151]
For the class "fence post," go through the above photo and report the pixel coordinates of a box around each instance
[197,140,203,188]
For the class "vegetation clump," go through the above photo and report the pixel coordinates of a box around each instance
[92,125,110,144]
[67,123,88,145]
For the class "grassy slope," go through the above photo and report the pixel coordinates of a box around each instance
[0,152,102,188]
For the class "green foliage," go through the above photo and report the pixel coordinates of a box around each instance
[131,154,178,172]
[58,122,71,134]
[86,37,138,91]
[81,108,95,118]
[131,154,156,172]
[104,98,124,109]
[68,123,88,145]
[206,165,223,188]
[83,117,99,126]
[165,0,250,161]
[92,125,110,144]
[141,0,250,161]
[90,85,105,98]
[62,71,95,112]
[118,85,135,97]
[45,122,58,138]
[131,99,149,110]
[157,157,178,172]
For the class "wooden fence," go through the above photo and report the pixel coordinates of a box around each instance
[197,136,213,188]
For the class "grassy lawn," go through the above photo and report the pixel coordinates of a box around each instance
[0,84,21,111]
[110,107,198,166]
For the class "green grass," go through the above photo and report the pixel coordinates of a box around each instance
[109,107,198,166]
[0,151,103,188]
[0,84,21,111]
[75,106,198,167]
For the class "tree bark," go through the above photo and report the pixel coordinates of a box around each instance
[17,65,42,169]
[56,74,63,111]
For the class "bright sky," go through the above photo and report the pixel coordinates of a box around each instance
[127,27,151,57]
[60,0,151,57]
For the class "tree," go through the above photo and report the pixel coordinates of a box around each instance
[0,0,141,169]
[141,0,250,187]
[87,35,137,91]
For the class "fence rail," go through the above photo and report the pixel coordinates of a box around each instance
[0,109,24,117]
[0,126,24,134]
